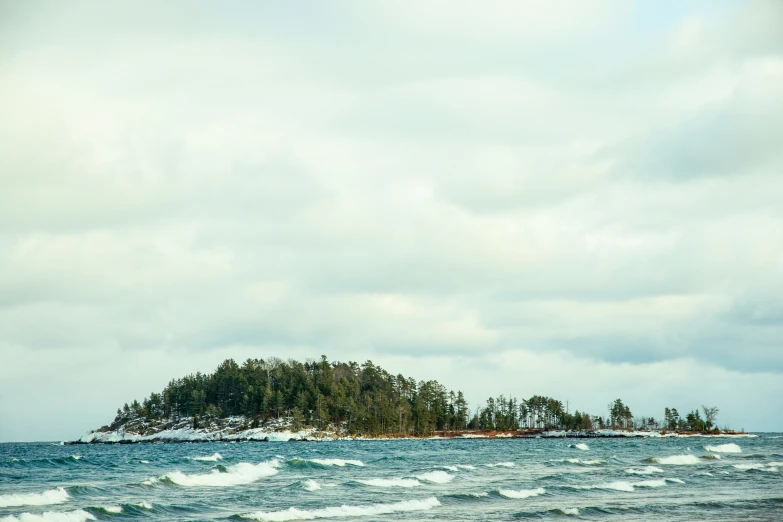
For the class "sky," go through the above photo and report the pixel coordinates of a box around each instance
[1,1,782,442]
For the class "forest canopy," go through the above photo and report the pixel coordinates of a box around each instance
[117,356,720,436]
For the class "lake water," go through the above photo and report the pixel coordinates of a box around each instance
[2,435,782,521]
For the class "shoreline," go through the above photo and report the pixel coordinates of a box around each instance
[67,427,755,445]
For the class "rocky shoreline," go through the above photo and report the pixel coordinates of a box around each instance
[68,413,754,444]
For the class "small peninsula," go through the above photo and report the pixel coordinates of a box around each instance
[73,356,746,444]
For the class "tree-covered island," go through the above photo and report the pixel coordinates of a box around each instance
[74,356,739,443]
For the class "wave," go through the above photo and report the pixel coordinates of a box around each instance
[135,502,153,509]
[649,455,701,465]
[572,443,589,451]
[188,453,223,462]
[140,460,151,464]
[556,508,580,516]
[704,443,741,453]
[0,488,70,508]
[485,462,515,467]
[572,478,682,492]
[416,471,454,483]
[733,463,779,472]
[287,458,364,469]
[240,497,440,521]
[88,506,122,515]
[498,487,545,499]
[555,458,605,466]
[160,460,279,487]
[625,466,664,475]
[301,479,321,491]
[0,510,96,522]
[356,478,421,488]
[438,464,475,471]
[310,459,363,467]
[701,454,721,460]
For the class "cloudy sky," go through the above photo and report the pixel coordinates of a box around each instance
[1,1,782,442]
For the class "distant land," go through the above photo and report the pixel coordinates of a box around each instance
[72,356,749,444]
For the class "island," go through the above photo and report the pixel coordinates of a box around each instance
[71,356,748,443]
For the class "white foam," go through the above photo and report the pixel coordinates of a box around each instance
[241,497,440,521]
[135,502,153,509]
[575,479,669,492]
[626,466,664,475]
[309,459,364,467]
[666,478,685,484]
[189,453,223,462]
[485,462,515,467]
[561,458,605,466]
[140,460,151,464]
[558,508,580,516]
[302,479,321,491]
[0,510,96,522]
[498,487,545,499]
[0,488,70,508]
[575,443,589,451]
[439,464,475,472]
[357,478,421,488]
[70,456,83,460]
[162,460,279,487]
[416,471,454,483]
[651,455,701,465]
[732,463,765,471]
[101,506,122,513]
[704,443,741,454]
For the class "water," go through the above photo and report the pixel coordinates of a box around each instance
[2,436,782,521]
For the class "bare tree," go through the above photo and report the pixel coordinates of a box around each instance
[702,405,719,430]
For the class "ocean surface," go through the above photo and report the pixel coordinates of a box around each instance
[2,435,782,521]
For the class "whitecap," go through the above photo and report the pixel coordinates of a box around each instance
[732,463,766,471]
[574,479,669,492]
[575,443,589,451]
[0,488,70,508]
[100,506,122,513]
[189,453,222,462]
[162,460,279,487]
[416,471,454,483]
[140,460,151,464]
[135,502,153,509]
[357,478,421,488]
[302,479,321,491]
[666,477,685,484]
[651,455,700,465]
[498,487,545,499]
[240,497,440,521]
[558,508,580,516]
[485,462,515,467]
[626,466,664,475]
[0,510,96,522]
[309,459,364,467]
[704,443,741,454]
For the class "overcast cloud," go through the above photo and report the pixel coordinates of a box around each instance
[1,1,782,441]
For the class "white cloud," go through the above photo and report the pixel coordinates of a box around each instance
[1,0,782,439]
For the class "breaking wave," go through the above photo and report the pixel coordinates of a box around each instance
[240,497,440,521]
[556,508,580,516]
[574,443,590,451]
[287,458,364,468]
[160,460,279,487]
[188,453,223,462]
[0,510,96,522]
[356,478,421,488]
[0,488,70,508]
[416,471,454,483]
[650,455,701,465]
[485,462,515,467]
[498,487,545,499]
[626,466,664,475]
[439,464,475,471]
[704,443,741,454]
[302,479,321,491]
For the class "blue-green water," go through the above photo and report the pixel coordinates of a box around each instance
[2,436,782,521]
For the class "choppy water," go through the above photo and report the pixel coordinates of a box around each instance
[2,436,782,521]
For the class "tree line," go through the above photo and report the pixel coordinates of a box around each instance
[116,356,721,435]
